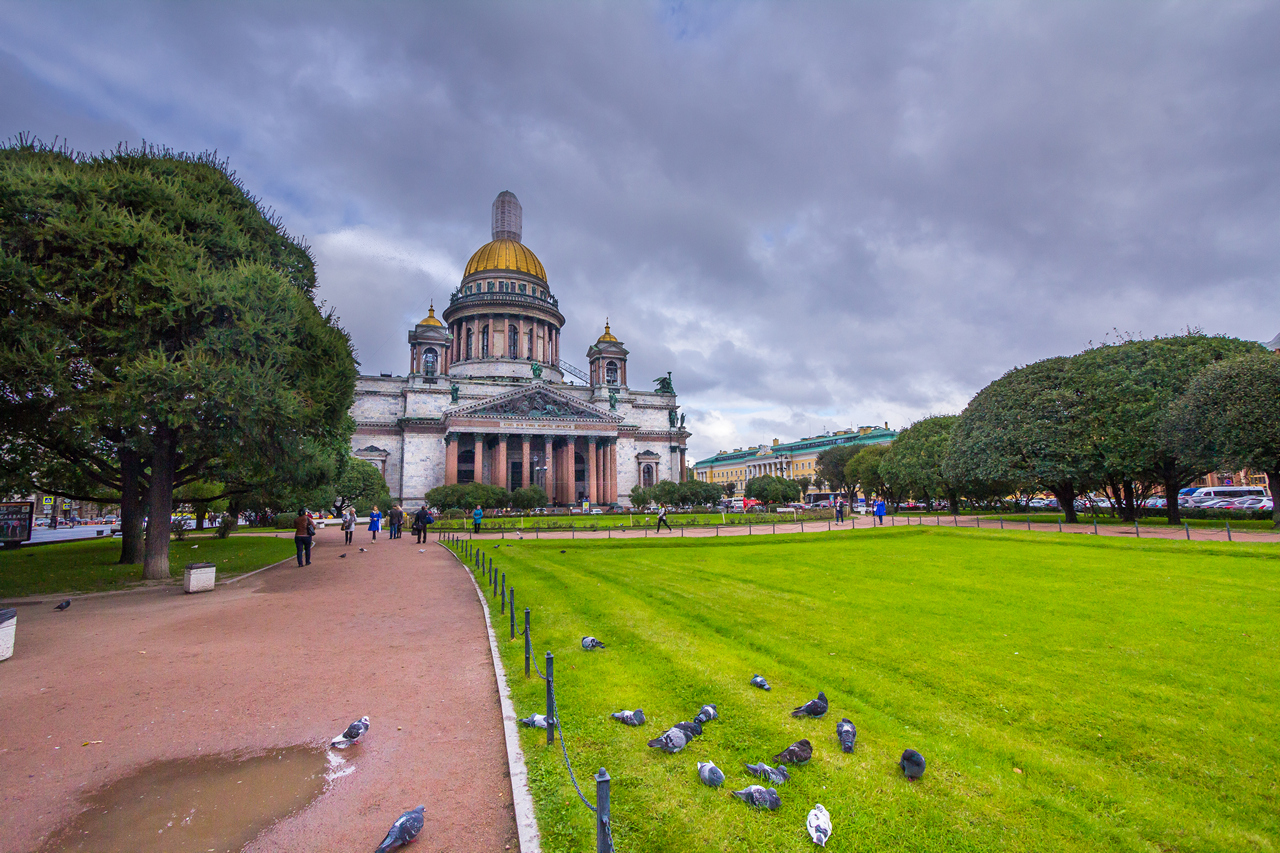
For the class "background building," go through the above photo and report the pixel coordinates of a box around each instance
[349,193,690,508]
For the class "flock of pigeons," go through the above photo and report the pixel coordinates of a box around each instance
[326,715,428,852]
[523,640,928,848]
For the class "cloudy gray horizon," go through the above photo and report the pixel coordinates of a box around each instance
[3,1,1277,462]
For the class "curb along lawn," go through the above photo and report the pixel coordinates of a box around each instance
[463,527,1279,853]
[0,535,297,598]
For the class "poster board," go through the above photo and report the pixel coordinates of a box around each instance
[0,501,35,544]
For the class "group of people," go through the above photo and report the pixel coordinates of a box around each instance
[364,505,437,543]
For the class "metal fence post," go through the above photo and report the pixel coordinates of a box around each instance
[1226,521,1232,542]
[1094,517,1099,535]
[596,767,613,853]
[999,517,1004,530]
[1134,520,1140,538]
[1027,518,1032,531]
[509,588,515,639]
[501,573,506,613]
[546,653,556,745]
[492,559,497,597]
[524,608,531,676]
[1185,522,1191,540]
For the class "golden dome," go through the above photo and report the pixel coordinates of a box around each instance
[464,239,547,282]
[419,304,443,327]
[596,321,618,343]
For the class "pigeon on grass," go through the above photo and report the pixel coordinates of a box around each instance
[900,749,926,780]
[611,709,645,726]
[520,713,550,729]
[732,785,781,810]
[647,726,691,753]
[697,761,725,787]
[581,636,605,650]
[330,716,370,749]
[55,600,71,611]
[806,803,832,847]
[745,762,790,784]
[749,674,771,691]
[836,718,856,752]
[773,739,813,765]
[672,720,703,738]
[693,704,718,724]
[791,691,828,718]
[374,805,425,852]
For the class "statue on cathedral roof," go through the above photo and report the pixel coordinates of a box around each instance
[654,372,675,394]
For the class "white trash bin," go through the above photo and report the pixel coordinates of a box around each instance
[0,608,16,661]
[183,562,216,593]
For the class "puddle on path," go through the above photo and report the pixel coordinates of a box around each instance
[37,746,333,853]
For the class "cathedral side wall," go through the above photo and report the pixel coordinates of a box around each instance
[400,431,445,507]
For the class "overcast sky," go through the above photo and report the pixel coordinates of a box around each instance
[3,1,1278,461]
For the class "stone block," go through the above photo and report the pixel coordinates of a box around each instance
[184,562,216,593]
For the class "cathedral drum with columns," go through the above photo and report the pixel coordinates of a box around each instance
[349,192,690,508]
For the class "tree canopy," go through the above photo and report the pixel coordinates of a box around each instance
[744,475,801,505]
[879,416,959,513]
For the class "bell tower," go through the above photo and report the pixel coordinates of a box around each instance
[587,320,629,391]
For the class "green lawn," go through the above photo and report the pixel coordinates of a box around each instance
[433,510,836,532]
[449,528,1279,853]
[0,534,297,598]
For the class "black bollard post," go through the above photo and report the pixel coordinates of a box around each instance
[1185,522,1191,540]
[1027,518,1032,531]
[975,516,980,528]
[546,653,556,745]
[501,573,506,613]
[1094,517,1099,535]
[596,767,613,853]
[999,517,1004,530]
[524,608,531,676]
[492,559,497,597]
[509,588,515,640]
[1226,520,1232,542]
[1134,520,1140,538]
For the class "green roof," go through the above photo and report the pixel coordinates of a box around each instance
[693,427,896,468]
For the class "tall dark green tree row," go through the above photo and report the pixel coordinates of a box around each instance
[0,138,358,576]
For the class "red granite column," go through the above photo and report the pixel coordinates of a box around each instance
[543,435,554,502]
[587,436,598,505]
[496,434,509,491]
[607,440,617,503]
[521,434,531,489]
[445,434,458,485]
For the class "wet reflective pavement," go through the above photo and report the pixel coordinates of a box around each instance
[36,747,330,853]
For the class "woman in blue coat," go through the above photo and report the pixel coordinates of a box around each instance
[368,506,382,540]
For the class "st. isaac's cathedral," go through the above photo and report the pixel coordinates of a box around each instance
[349,192,691,508]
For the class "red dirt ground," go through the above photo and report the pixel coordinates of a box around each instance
[0,528,517,853]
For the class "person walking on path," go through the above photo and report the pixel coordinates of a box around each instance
[293,509,315,566]
[836,501,844,523]
[656,505,673,532]
[369,506,382,540]
[472,504,484,535]
[342,508,355,545]
[414,505,432,543]
[874,499,886,526]
[387,505,402,539]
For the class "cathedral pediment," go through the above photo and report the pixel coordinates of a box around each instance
[449,385,620,423]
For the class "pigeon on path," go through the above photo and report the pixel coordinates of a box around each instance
[611,709,646,726]
[697,761,724,787]
[374,805,425,852]
[806,803,832,847]
[581,636,605,650]
[672,720,703,739]
[520,713,550,729]
[900,749,926,780]
[693,704,718,725]
[745,762,791,784]
[773,738,813,765]
[647,726,691,753]
[836,719,856,753]
[732,785,782,810]
[54,600,71,611]
[330,715,370,749]
[339,553,347,558]
[359,547,368,552]
[791,691,828,718]
[749,674,771,691]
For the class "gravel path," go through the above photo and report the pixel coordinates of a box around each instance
[0,528,517,853]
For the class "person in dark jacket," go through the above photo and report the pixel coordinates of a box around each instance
[413,505,432,543]
[293,509,315,566]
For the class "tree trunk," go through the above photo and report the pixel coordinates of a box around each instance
[1163,475,1183,525]
[1121,480,1137,523]
[117,447,146,565]
[195,502,206,530]
[1051,483,1079,524]
[143,426,176,580]
[947,489,960,516]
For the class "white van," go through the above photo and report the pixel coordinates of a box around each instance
[1183,486,1268,507]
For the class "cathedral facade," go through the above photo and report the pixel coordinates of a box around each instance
[349,192,690,508]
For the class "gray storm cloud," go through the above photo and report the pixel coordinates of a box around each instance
[2,0,1277,460]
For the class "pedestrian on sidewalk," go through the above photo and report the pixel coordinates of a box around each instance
[874,499,886,525]
[293,508,315,566]
[472,504,484,534]
[836,501,844,523]
[413,505,432,543]
[656,505,673,532]
[342,507,355,544]
[369,506,382,540]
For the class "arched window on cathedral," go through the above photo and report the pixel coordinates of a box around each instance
[526,329,534,360]
[423,347,438,376]
[508,325,519,358]
[481,325,489,358]
[642,464,655,488]
[605,361,619,385]
[466,328,473,359]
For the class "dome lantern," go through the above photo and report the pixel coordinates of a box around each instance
[492,191,522,242]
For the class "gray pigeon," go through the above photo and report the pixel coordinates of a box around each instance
[733,785,782,810]
[330,715,370,748]
[359,547,368,552]
[750,674,771,691]
[55,599,71,611]
[581,636,605,650]
[900,748,926,780]
[697,761,725,787]
[611,709,646,726]
[339,553,347,558]
[836,719,856,753]
[807,803,832,847]
[693,704,718,724]
[520,713,550,729]
[647,726,690,753]
[773,738,813,765]
[374,805,425,852]
[745,761,791,784]
[672,720,703,738]
[791,691,828,718]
